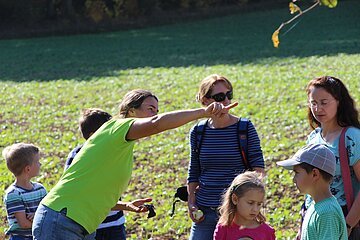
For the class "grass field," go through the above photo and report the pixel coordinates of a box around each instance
[0,1,359,239]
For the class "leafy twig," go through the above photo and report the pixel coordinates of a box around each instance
[272,0,321,48]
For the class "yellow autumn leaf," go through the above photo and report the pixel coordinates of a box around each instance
[272,30,280,48]
[320,0,338,8]
[289,2,301,14]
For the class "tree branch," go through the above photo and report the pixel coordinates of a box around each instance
[275,0,320,33]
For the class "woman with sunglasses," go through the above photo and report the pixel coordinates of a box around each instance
[187,74,265,240]
[32,89,238,240]
[301,76,360,239]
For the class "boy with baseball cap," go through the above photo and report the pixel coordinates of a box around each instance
[277,144,347,240]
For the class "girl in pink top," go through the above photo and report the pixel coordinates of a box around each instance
[213,171,275,240]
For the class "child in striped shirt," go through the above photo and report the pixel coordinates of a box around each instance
[3,143,47,240]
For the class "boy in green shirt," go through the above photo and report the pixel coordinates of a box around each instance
[277,144,347,240]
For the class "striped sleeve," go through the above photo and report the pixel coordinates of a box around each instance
[5,188,25,215]
[247,120,264,168]
[315,211,345,239]
[187,124,200,183]
[64,145,83,171]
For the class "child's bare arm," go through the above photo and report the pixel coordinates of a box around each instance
[14,211,32,229]
[111,198,152,212]
[26,213,35,221]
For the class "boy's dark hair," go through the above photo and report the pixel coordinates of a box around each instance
[2,143,39,176]
[299,162,333,182]
[79,108,112,139]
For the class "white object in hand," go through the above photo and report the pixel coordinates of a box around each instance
[192,209,204,221]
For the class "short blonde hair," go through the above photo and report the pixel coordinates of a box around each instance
[2,143,39,176]
[196,74,233,106]
[218,171,265,226]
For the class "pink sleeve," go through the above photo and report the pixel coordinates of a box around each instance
[213,223,226,240]
[267,224,276,240]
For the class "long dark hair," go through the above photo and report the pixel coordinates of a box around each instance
[306,76,360,129]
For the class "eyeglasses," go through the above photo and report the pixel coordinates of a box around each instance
[308,99,336,109]
[207,91,233,102]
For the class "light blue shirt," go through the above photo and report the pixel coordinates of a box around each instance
[307,127,360,206]
[301,196,347,240]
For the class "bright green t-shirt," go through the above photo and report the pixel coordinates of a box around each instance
[301,196,347,240]
[41,118,135,233]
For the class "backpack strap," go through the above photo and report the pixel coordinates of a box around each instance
[193,119,208,158]
[339,127,354,212]
[194,118,251,170]
[237,118,251,170]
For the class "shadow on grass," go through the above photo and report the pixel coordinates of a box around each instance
[0,0,359,82]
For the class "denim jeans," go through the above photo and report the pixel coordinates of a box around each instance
[9,236,33,240]
[84,232,96,240]
[32,204,95,240]
[189,206,219,240]
[95,225,126,240]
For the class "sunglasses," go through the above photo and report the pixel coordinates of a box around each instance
[207,91,233,102]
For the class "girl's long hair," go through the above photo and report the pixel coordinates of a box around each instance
[218,171,265,226]
[306,76,360,129]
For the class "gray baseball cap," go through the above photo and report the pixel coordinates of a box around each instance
[276,144,336,176]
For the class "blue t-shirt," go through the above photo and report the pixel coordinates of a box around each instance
[307,127,360,206]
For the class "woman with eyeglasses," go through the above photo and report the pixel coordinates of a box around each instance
[300,76,360,240]
[187,74,265,240]
[32,89,237,240]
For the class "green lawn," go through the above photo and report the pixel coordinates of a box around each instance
[0,1,359,239]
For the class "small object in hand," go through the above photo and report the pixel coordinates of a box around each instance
[192,209,204,221]
[144,204,156,218]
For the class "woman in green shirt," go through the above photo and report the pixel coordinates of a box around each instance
[32,89,237,240]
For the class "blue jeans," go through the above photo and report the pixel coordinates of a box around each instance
[189,206,219,240]
[95,225,126,240]
[32,204,95,240]
[9,236,33,240]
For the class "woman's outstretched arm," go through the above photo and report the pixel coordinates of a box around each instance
[126,102,238,140]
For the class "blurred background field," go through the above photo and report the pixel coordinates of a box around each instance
[0,0,359,239]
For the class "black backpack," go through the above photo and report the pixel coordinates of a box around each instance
[170,186,188,217]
